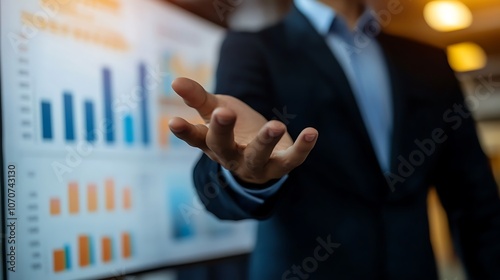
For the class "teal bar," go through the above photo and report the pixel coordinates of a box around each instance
[64,244,71,269]
[89,236,95,265]
[124,114,134,144]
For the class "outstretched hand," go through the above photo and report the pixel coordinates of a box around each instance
[169,77,318,185]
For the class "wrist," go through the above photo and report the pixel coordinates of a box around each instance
[231,172,281,190]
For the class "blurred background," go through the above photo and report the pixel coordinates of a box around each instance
[1,0,498,280]
[156,0,500,279]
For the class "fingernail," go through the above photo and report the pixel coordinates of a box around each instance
[170,127,185,133]
[268,129,281,138]
[304,134,316,142]
[216,115,232,125]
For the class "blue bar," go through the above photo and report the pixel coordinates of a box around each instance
[84,101,96,142]
[64,244,71,269]
[169,181,194,239]
[162,53,174,97]
[63,93,75,141]
[89,236,95,265]
[41,101,53,140]
[139,63,150,146]
[124,114,134,144]
[103,68,114,143]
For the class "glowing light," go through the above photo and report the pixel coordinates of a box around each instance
[424,1,473,32]
[446,42,487,72]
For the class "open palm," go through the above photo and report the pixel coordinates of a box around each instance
[169,78,318,185]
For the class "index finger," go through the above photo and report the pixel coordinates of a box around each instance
[171,77,218,122]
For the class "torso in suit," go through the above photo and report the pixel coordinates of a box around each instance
[192,5,500,280]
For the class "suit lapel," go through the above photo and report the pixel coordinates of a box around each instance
[284,6,384,175]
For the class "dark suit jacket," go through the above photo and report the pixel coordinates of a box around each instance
[193,6,500,280]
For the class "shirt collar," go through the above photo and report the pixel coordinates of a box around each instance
[294,0,335,36]
[294,0,376,36]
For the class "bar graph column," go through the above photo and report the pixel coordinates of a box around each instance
[84,100,96,142]
[63,93,76,141]
[50,198,61,216]
[123,187,132,210]
[124,114,134,144]
[41,101,53,140]
[105,179,115,211]
[170,186,194,239]
[103,68,115,143]
[139,63,150,146]
[64,245,71,270]
[158,115,169,148]
[68,182,79,214]
[87,184,98,212]
[53,249,65,272]
[121,232,132,259]
[101,237,113,263]
[78,235,94,267]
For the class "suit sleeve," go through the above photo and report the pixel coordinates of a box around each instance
[192,31,284,221]
[433,51,500,279]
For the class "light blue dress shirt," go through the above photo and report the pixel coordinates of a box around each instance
[222,0,393,208]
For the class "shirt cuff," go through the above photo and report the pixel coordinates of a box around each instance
[221,167,288,205]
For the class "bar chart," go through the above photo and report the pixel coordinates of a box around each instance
[49,179,132,216]
[52,232,133,273]
[1,0,257,279]
[39,66,151,147]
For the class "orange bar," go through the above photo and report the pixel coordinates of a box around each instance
[105,179,115,211]
[87,184,97,212]
[50,198,61,215]
[158,116,169,148]
[53,249,65,272]
[68,182,79,214]
[123,187,131,210]
[121,233,131,259]
[102,237,112,263]
[78,235,90,267]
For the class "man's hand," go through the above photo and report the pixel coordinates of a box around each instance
[169,77,318,185]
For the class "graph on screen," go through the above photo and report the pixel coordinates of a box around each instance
[0,0,256,279]
[38,65,151,146]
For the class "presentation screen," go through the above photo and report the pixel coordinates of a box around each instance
[0,0,255,279]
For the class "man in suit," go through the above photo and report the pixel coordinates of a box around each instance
[168,0,500,279]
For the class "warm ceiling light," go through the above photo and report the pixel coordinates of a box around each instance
[446,42,487,72]
[424,1,473,32]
